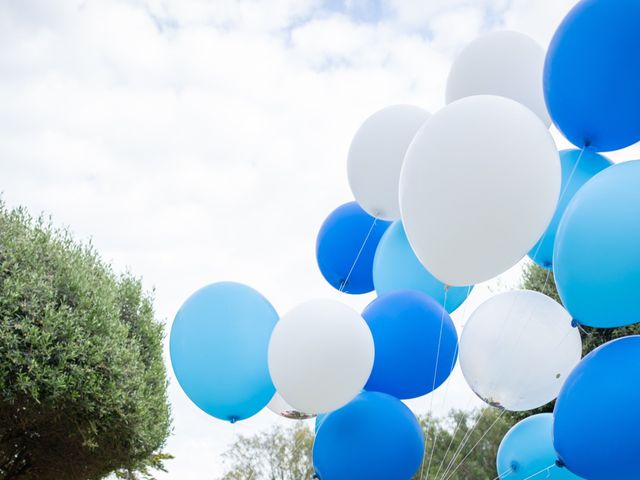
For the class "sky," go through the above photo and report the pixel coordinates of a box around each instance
[1,0,640,478]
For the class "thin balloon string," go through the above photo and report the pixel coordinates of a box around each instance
[432,395,476,480]
[339,217,378,292]
[441,409,506,480]
[438,407,490,480]
[425,284,472,480]
[491,466,514,480]
[419,288,449,480]
[528,145,586,266]
[520,463,557,480]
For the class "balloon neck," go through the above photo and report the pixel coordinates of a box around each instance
[510,461,519,472]
[229,416,238,424]
[555,459,565,469]
[571,319,579,328]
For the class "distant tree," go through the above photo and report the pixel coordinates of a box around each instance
[417,408,512,480]
[220,423,314,480]
[218,408,511,480]
[0,203,171,480]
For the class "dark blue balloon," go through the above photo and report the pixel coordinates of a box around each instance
[316,202,390,294]
[313,392,424,480]
[544,0,640,151]
[554,336,640,480]
[363,290,457,399]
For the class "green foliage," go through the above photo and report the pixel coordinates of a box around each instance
[416,409,512,480]
[218,409,511,480]
[220,423,314,480]
[0,203,171,480]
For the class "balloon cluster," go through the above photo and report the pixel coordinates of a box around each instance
[170,1,640,478]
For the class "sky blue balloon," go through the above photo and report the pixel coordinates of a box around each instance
[544,0,640,152]
[497,414,584,480]
[316,202,391,294]
[373,221,471,312]
[554,336,640,480]
[554,160,640,328]
[528,149,612,269]
[363,290,457,399]
[313,391,424,480]
[315,413,327,434]
[170,282,278,422]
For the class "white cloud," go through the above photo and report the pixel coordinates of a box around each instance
[1,0,639,478]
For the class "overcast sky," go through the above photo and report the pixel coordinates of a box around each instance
[2,0,639,478]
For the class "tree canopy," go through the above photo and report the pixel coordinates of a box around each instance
[218,408,511,480]
[0,203,171,480]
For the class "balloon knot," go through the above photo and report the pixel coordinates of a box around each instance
[571,319,579,328]
[229,416,238,424]
[555,459,565,468]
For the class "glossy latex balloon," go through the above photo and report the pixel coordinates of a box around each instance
[497,414,584,480]
[363,290,457,399]
[348,105,430,221]
[459,290,581,411]
[554,160,640,328]
[313,392,424,480]
[554,336,640,480]
[528,149,612,269]
[170,282,278,422]
[267,392,315,420]
[268,299,374,414]
[544,0,640,151]
[316,202,390,294]
[373,221,472,313]
[447,30,550,125]
[400,95,560,286]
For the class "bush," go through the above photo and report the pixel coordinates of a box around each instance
[0,203,171,480]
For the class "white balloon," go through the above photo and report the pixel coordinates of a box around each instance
[267,392,315,420]
[399,95,560,286]
[459,290,582,412]
[348,105,431,221]
[268,299,374,414]
[446,31,551,126]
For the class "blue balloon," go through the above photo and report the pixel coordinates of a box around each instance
[313,392,424,480]
[170,282,278,421]
[316,202,391,294]
[315,413,327,434]
[373,221,471,312]
[497,414,584,480]
[528,149,612,269]
[363,290,457,399]
[554,336,640,480]
[544,0,640,151]
[554,160,640,328]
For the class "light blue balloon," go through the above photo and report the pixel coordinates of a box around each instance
[554,160,640,328]
[373,221,471,313]
[497,414,584,480]
[528,149,612,269]
[170,282,278,422]
[315,413,327,434]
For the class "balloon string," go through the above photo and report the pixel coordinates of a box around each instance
[438,407,491,480]
[419,288,449,480]
[528,145,586,266]
[432,396,476,480]
[441,409,506,480]
[519,463,557,480]
[491,466,513,480]
[431,285,474,480]
[338,217,378,292]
